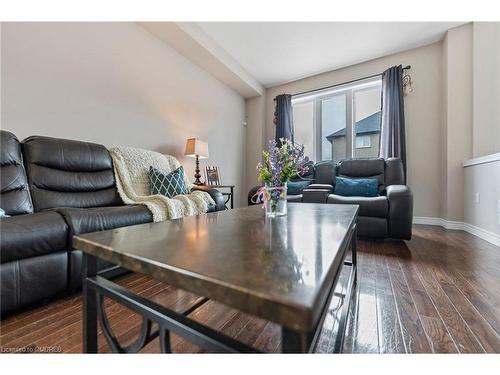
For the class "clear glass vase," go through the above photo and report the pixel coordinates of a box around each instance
[264,182,287,217]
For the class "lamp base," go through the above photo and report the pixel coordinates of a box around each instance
[193,155,203,185]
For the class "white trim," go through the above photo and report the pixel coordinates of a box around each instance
[462,152,500,167]
[463,223,500,247]
[413,216,445,226]
[413,216,500,247]
[412,216,463,230]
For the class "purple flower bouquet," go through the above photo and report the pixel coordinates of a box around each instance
[255,139,308,217]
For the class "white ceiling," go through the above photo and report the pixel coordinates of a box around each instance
[197,22,465,87]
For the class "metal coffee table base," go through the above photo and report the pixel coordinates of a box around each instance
[82,225,357,354]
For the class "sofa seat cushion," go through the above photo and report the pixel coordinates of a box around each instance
[0,211,68,264]
[327,194,388,218]
[56,205,153,247]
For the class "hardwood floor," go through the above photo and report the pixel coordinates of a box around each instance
[1,225,499,353]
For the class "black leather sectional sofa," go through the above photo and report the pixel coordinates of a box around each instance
[249,158,413,240]
[0,130,225,316]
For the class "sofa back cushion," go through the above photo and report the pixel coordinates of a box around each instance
[0,130,33,215]
[314,161,337,186]
[22,136,122,211]
[336,158,386,194]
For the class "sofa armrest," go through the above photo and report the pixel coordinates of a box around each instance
[386,185,413,240]
[191,186,226,212]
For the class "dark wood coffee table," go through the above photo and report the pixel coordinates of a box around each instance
[75,203,358,353]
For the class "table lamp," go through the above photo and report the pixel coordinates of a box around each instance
[184,138,209,185]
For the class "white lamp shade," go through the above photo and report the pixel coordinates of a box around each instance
[184,138,209,159]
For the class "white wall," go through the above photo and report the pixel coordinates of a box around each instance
[472,22,500,158]
[464,159,500,244]
[1,22,247,206]
[462,23,500,245]
[244,95,266,195]
[442,24,473,222]
[263,42,444,218]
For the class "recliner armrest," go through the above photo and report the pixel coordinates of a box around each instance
[191,186,225,212]
[307,184,334,192]
[302,189,331,203]
[386,185,413,240]
[386,185,412,197]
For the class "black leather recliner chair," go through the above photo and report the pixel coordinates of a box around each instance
[248,158,413,240]
[0,130,226,315]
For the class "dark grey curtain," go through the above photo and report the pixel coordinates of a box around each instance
[379,65,406,178]
[274,94,294,144]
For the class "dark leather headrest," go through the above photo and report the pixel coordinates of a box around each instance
[22,135,121,211]
[0,130,34,215]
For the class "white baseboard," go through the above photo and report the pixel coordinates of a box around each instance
[463,223,500,247]
[413,216,500,247]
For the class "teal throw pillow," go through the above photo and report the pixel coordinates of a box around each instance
[149,166,189,198]
[334,176,378,197]
[287,180,312,195]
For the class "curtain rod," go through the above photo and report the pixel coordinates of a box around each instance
[273,65,411,100]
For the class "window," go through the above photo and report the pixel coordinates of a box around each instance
[355,135,371,149]
[292,101,315,158]
[292,77,382,161]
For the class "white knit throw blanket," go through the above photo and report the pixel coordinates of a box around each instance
[109,146,215,222]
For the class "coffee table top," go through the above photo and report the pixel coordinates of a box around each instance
[74,203,358,332]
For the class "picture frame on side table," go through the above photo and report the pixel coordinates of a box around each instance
[205,166,221,186]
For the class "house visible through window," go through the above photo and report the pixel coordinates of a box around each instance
[292,77,382,161]
[356,135,371,149]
